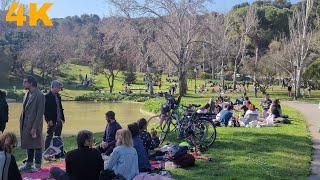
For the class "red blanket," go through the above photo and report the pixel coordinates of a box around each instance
[21,161,65,180]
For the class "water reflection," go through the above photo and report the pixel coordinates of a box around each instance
[7,101,149,136]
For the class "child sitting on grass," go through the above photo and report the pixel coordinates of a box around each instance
[150,128,160,148]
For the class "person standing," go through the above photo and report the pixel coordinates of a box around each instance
[44,80,65,158]
[19,76,45,172]
[288,84,292,97]
[0,90,8,133]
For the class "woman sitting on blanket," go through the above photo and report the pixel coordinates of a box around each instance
[137,118,160,155]
[0,132,21,180]
[270,99,282,118]
[106,129,139,180]
[241,104,259,126]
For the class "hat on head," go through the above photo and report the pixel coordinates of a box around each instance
[51,80,63,88]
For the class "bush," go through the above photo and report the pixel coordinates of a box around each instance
[6,90,25,101]
[75,92,151,102]
[200,72,211,80]
[143,98,165,113]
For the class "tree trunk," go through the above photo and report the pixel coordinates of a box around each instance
[211,61,214,80]
[253,47,259,82]
[107,72,115,93]
[296,67,302,97]
[232,61,237,90]
[178,63,187,96]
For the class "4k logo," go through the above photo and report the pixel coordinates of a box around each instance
[6,2,53,27]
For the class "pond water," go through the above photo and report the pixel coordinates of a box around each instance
[6,101,150,136]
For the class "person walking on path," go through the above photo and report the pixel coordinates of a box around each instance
[44,80,65,158]
[288,84,292,97]
[0,90,8,133]
[19,76,45,172]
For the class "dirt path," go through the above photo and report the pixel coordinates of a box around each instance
[283,101,320,180]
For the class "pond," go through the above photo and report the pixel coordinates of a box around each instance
[6,101,150,136]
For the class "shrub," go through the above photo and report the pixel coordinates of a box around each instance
[6,90,25,101]
[75,92,151,102]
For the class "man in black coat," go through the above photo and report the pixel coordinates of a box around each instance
[44,80,65,157]
[0,90,8,132]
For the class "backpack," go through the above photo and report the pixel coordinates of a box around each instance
[161,103,171,114]
[168,145,188,161]
[173,153,195,168]
[43,136,65,160]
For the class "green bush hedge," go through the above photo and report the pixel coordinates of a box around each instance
[6,90,25,101]
[75,92,151,102]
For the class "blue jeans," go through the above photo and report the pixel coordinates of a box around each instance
[27,148,42,165]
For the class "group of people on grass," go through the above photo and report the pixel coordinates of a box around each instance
[49,114,161,180]
[197,93,285,128]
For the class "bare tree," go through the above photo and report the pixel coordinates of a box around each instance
[205,13,234,88]
[108,0,213,96]
[228,5,259,90]
[277,0,316,98]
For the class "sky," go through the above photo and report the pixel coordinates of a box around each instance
[19,0,302,18]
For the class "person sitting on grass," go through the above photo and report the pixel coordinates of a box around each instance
[241,104,259,126]
[213,102,222,115]
[0,132,22,180]
[261,93,272,118]
[106,129,139,180]
[197,103,210,114]
[98,111,122,155]
[128,123,151,173]
[150,128,160,148]
[270,99,282,118]
[217,104,233,127]
[241,97,251,117]
[50,130,104,180]
[137,118,160,154]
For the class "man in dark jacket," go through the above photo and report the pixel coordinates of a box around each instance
[98,111,122,155]
[0,90,8,132]
[44,80,65,157]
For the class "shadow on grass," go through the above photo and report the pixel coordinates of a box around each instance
[164,129,311,180]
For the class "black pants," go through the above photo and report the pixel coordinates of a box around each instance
[45,121,63,150]
[0,123,6,132]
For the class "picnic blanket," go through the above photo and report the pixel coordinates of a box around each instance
[22,161,65,180]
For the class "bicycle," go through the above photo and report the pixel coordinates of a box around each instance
[148,96,217,150]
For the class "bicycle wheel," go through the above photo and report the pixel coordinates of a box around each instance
[147,115,168,131]
[190,119,216,150]
[159,117,172,144]
[147,115,171,144]
[147,115,161,129]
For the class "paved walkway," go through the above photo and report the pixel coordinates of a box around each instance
[283,101,320,180]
